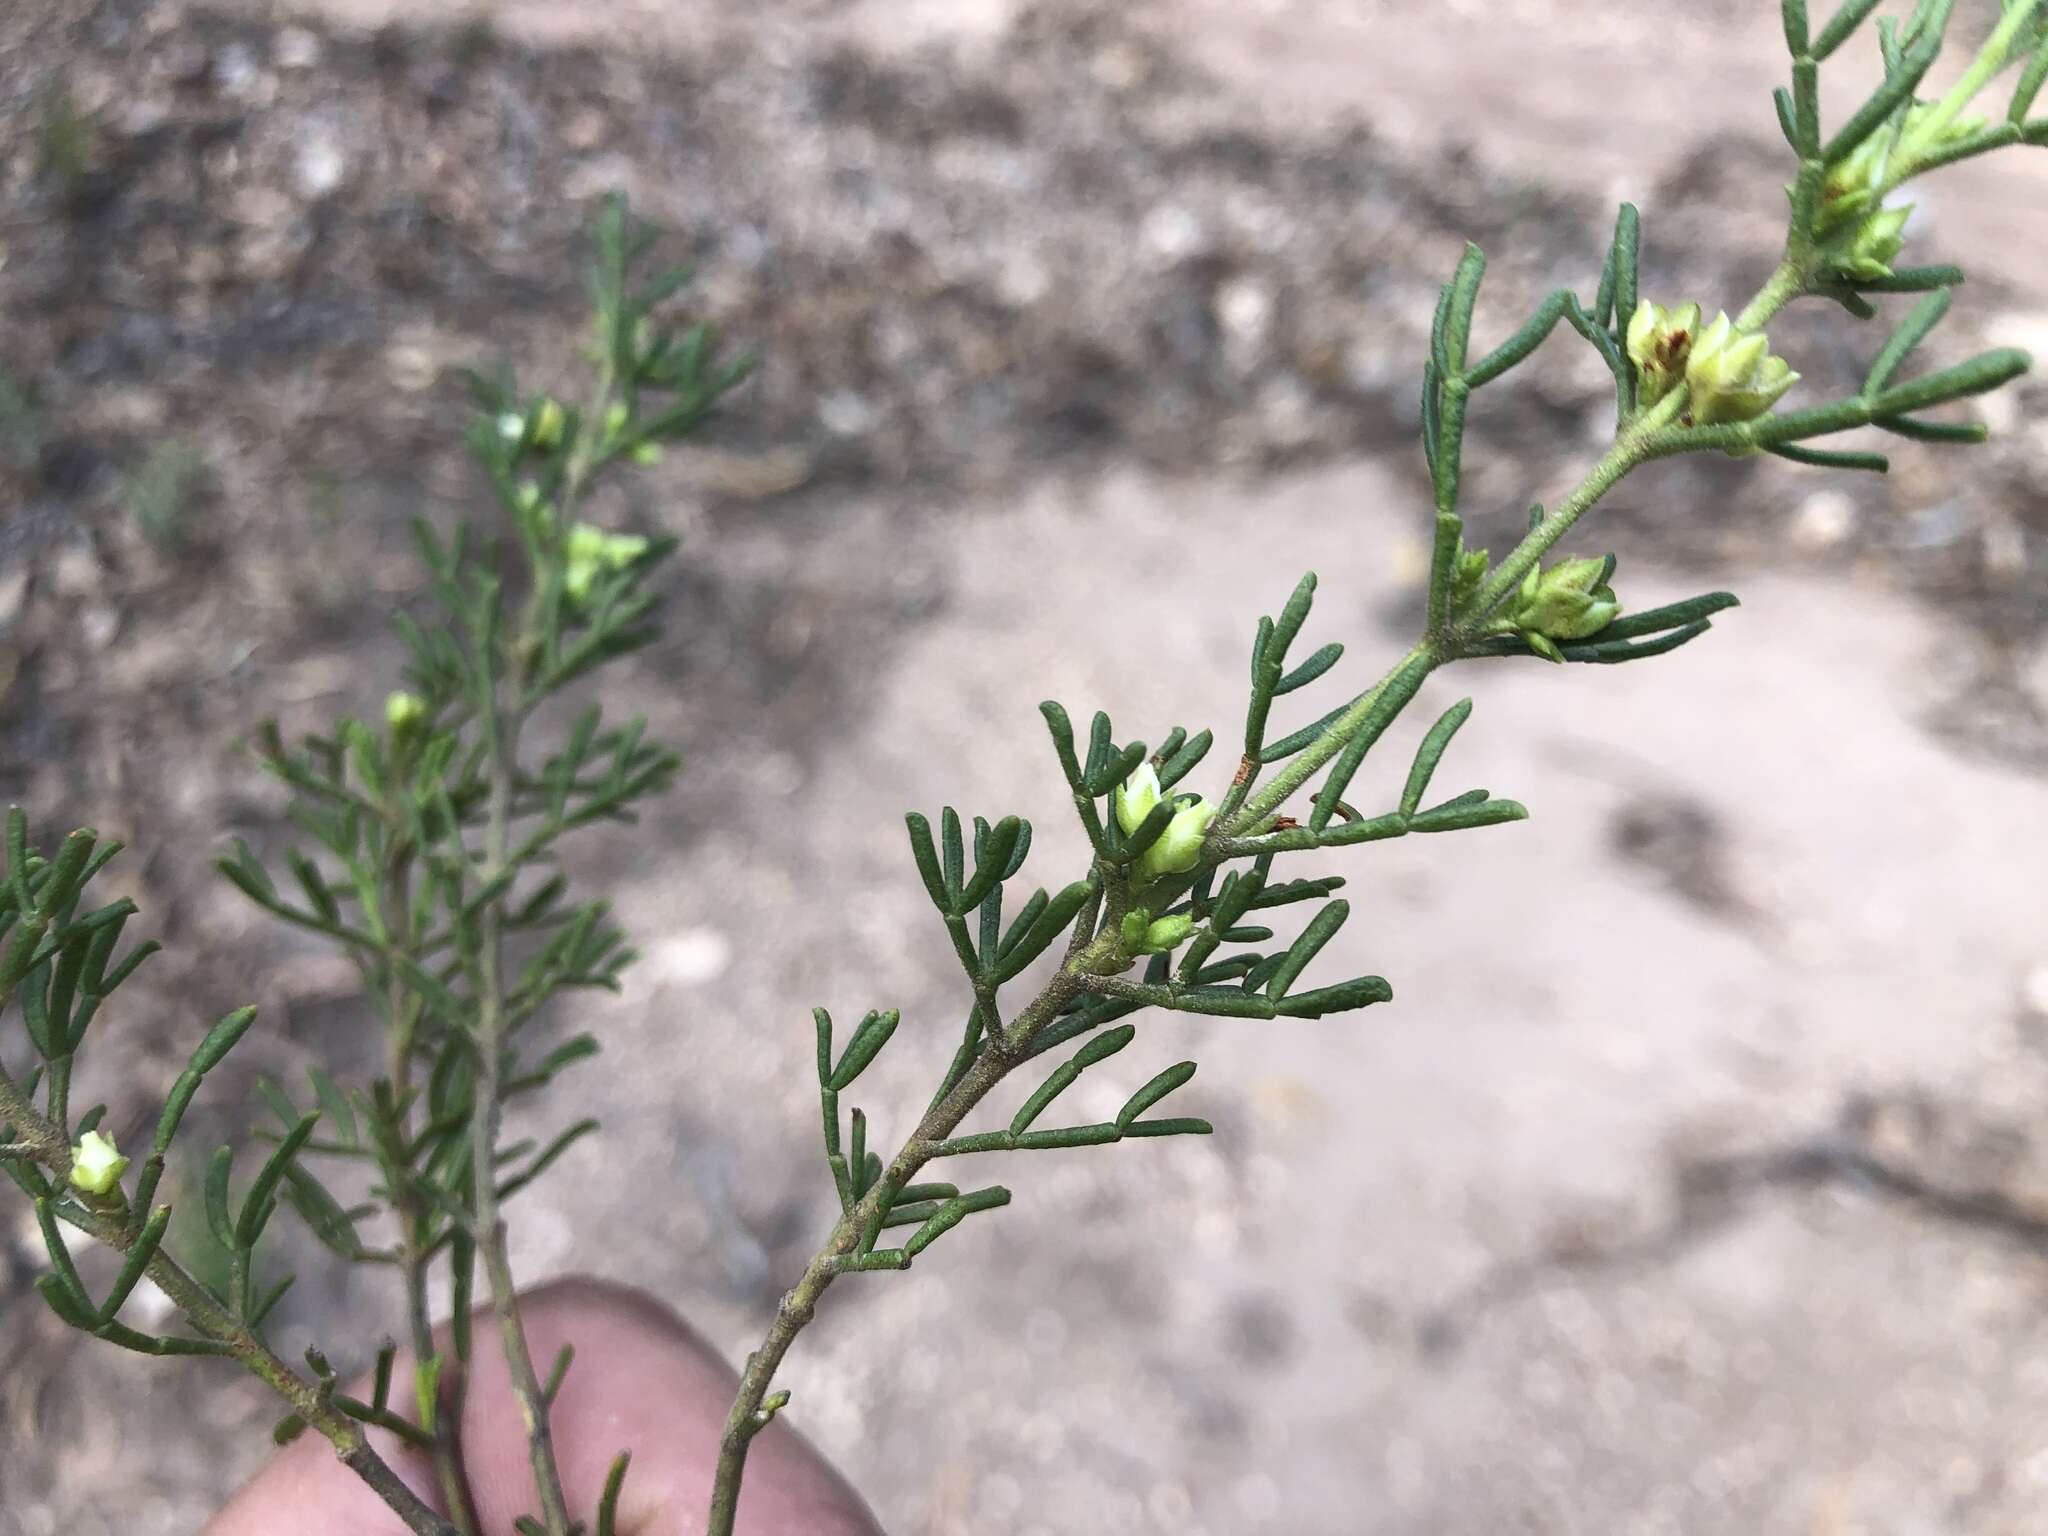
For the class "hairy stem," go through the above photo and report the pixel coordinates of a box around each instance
[0,1065,456,1536]
[1923,0,2041,140]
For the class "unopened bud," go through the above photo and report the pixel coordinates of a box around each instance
[385,691,428,738]
[1114,763,1162,837]
[1134,795,1217,886]
[563,523,652,604]
[1509,554,1621,662]
[69,1130,129,1196]
[1685,313,1799,426]
[530,397,566,449]
[1625,300,1703,409]
[1830,203,1912,282]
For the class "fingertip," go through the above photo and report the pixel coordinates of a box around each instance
[204,1419,441,1536]
[463,1278,880,1536]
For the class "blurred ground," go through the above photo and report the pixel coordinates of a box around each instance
[4,1,2048,1533]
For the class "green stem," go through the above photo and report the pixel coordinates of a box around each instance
[1921,0,2041,140]
[0,1065,456,1536]
[707,977,1079,1536]
[469,676,574,1536]
[1225,645,1435,836]
[386,859,480,1536]
[465,372,626,1536]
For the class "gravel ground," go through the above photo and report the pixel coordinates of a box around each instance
[3,2,2048,1533]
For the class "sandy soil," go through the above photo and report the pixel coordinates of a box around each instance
[4,2,2048,1533]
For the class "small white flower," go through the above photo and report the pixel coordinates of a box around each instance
[69,1131,129,1196]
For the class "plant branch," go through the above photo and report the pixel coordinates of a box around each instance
[707,975,1079,1535]
[464,365,625,1536]
[0,1064,456,1536]
[385,860,480,1535]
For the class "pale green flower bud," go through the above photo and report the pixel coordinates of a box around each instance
[1141,914,1196,952]
[1830,203,1912,282]
[604,402,631,440]
[1684,313,1799,426]
[69,1130,129,1195]
[1815,135,1888,236]
[1120,909,1197,956]
[629,441,662,466]
[1134,795,1218,886]
[385,691,428,737]
[1114,763,1162,838]
[530,397,566,449]
[1448,538,1490,613]
[497,411,525,442]
[1625,300,1703,409]
[562,523,652,604]
[1509,554,1621,661]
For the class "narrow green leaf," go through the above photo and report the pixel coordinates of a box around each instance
[1408,798,1529,833]
[20,961,55,1057]
[828,1010,901,1092]
[34,1198,92,1314]
[1082,742,1148,799]
[1273,975,1395,1018]
[1121,1116,1215,1139]
[1873,347,2030,416]
[40,830,99,916]
[939,808,965,902]
[1039,702,1083,788]
[1074,1022,1138,1069]
[99,1204,173,1325]
[904,814,948,911]
[2011,34,2048,122]
[1874,414,1989,444]
[597,1453,632,1536]
[1440,244,1487,375]
[1259,701,1349,762]
[1821,17,1945,162]
[1117,1063,1197,1128]
[1271,572,1319,659]
[1812,0,1884,57]
[1011,1060,1083,1136]
[1308,653,1433,832]
[4,808,30,911]
[1768,444,1890,472]
[237,1113,321,1250]
[1774,86,1802,149]
[205,1145,236,1252]
[1610,204,1640,336]
[1013,1123,1122,1150]
[1400,699,1474,817]
[372,1340,397,1414]
[179,1008,258,1081]
[1465,290,1570,388]
[1263,901,1351,999]
[903,1186,1010,1259]
[35,1272,98,1331]
[956,816,1022,913]
[994,880,1093,982]
[1864,288,1952,396]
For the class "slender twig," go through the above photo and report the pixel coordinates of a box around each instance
[464,363,622,1536]
[0,1065,456,1536]
[700,86,1918,1523]
[385,860,480,1536]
